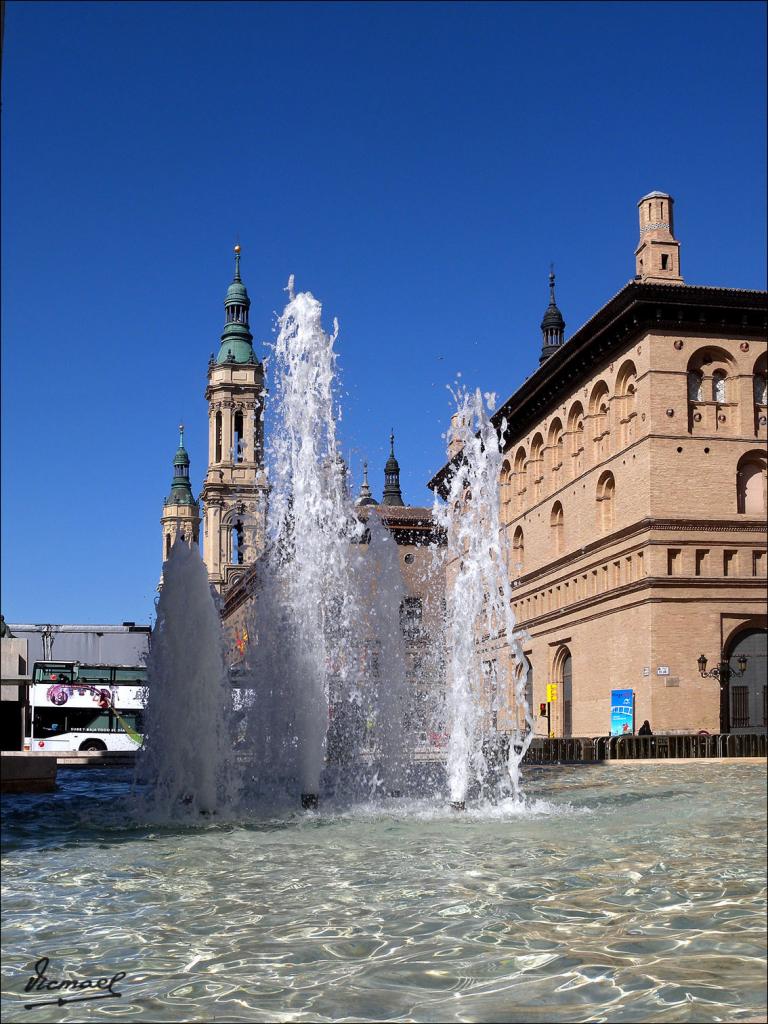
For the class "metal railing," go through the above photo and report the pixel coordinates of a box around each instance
[523,732,767,763]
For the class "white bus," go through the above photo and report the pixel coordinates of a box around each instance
[25,662,147,752]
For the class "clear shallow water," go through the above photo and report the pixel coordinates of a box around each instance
[2,764,765,1023]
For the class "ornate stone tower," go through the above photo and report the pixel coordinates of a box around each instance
[201,246,268,593]
[160,425,201,586]
[539,267,566,365]
[381,432,405,506]
[635,191,684,284]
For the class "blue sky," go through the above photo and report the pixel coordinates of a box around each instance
[2,1,766,626]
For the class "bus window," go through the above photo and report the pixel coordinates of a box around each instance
[77,666,112,684]
[33,664,74,683]
[66,710,113,733]
[118,711,144,733]
[114,667,147,684]
[32,711,65,738]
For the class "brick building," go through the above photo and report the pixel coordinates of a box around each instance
[430,192,767,738]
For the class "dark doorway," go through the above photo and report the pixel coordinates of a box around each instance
[562,653,573,737]
[727,628,767,734]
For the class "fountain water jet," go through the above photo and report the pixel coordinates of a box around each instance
[238,279,365,806]
[139,284,532,817]
[360,514,410,795]
[435,387,534,806]
[136,540,238,817]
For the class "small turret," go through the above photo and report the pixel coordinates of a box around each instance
[539,267,565,365]
[165,424,196,507]
[634,191,683,284]
[355,462,378,507]
[160,424,200,587]
[381,431,405,506]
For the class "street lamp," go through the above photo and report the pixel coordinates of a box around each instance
[697,653,749,733]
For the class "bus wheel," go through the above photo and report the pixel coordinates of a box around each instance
[79,740,107,752]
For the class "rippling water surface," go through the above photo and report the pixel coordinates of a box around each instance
[2,763,766,1023]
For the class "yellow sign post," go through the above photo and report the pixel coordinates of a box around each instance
[546,683,558,703]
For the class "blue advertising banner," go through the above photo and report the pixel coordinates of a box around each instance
[610,689,635,736]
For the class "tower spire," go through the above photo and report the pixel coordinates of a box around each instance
[539,265,566,365]
[381,430,405,506]
[165,424,195,506]
[355,460,378,507]
[216,244,255,365]
[160,422,200,586]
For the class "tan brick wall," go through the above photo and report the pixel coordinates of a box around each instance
[464,327,768,737]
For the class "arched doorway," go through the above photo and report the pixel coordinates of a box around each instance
[563,654,573,737]
[726,628,767,734]
[553,647,573,737]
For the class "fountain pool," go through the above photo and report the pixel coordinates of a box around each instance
[2,762,765,1023]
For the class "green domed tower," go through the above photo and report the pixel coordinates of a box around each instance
[201,246,268,592]
[159,424,201,588]
[216,245,256,365]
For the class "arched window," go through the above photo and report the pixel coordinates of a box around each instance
[753,353,768,437]
[615,360,638,447]
[530,434,544,501]
[687,347,734,434]
[500,458,512,522]
[687,371,703,402]
[512,526,524,573]
[567,402,585,477]
[215,411,223,463]
[514,447,527,512]
[233,409,244,463]
[165,533,171,559]
[231,520,245,564]
[737,452,767,515]
[548,419,564,489]
[712,370,727,404]
[596,471,616,531]
[589,381,610,461]
[550,502,564,555]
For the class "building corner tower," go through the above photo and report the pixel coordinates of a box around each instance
[634,191,684,284]
[159,424,201,587]
[200,246,268,593]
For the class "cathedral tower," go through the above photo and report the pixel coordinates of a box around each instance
[160,424,200,585]
[201,246,268,592]
[635,191,683,284]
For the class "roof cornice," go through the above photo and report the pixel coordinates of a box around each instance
[428,281,767,496]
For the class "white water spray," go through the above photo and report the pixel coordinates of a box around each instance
[266,280,363,796]
[136,541,237,817]
[435,387,534,804]
[362,515,410,793]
